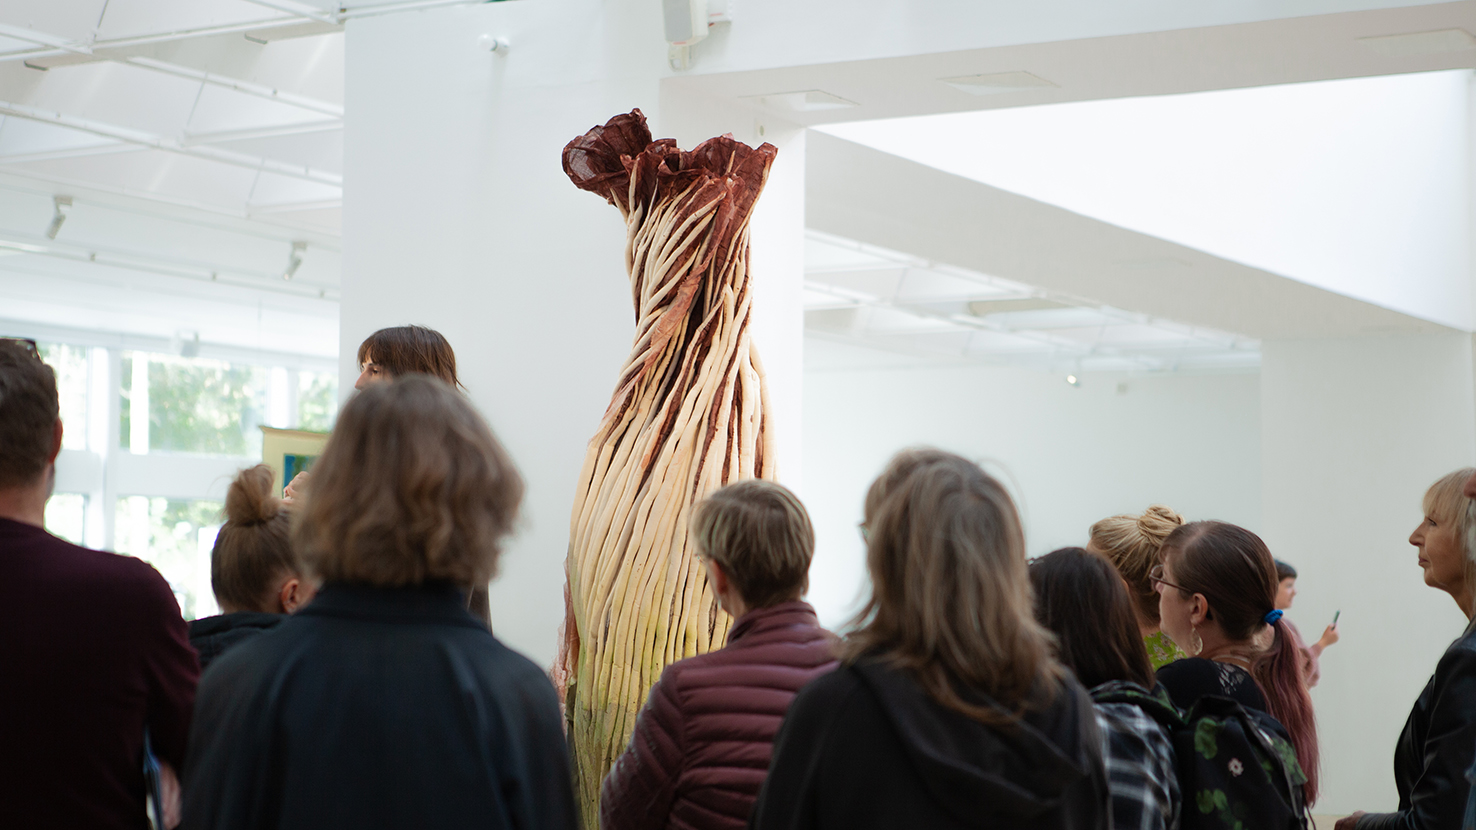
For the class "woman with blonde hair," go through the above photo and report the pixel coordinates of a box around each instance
[183,376,577,830]
[749,448,1108,830]
[188,465,315,671]
[1088,505,1185,669]
[1338,468,1476,830]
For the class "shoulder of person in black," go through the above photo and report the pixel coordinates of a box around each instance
[1155,656,1268,713]
[188,611,283,672]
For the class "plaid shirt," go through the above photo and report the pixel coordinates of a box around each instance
[1094,698,1181,830]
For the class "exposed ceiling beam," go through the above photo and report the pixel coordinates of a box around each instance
[0,166,343,242]
[0,143,147,166]
[0,16,335,65]
[181,120,342,147]
[238,0,339,26]
[124,57,343,118]
[0,100,342,186]
[0,230,339,300]
[0,24,342,118]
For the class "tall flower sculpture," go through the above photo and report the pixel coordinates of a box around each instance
[558,109,778,824]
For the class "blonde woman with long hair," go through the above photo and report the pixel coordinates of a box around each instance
[748,448,1109,830]
[1088,505,1186,669]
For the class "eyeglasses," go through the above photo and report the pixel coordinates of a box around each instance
[858,523,869,543]
[0,336,40,360]
[1149,564,1188,593]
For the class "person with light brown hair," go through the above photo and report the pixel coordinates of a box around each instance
[1339,468,1476,830]
[182,375,577,830]
[601,479,836,830]
[1088,505,1186,670]
[749,448,1109,830]
[187,465,316,671]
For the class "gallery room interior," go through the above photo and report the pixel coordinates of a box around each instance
[6,0,1476,825]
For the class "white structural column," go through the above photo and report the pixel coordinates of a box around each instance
[1259,333,1476,814]
[341,1,808,666]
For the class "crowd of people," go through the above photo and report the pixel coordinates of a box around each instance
[2,327,1475,830]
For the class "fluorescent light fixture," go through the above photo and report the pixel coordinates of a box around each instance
[1357,29,1476,57]
[748,90,859,112]
[940,71,1058,97]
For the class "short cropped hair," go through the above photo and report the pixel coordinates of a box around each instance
[0,339,59,489]
[692,480,814,609]
[1274,559,1298,582]
[212,465,301,613]
[293,375,523,587]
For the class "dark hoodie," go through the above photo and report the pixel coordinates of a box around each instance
[188,612,283,672]
[747,658,1109,830]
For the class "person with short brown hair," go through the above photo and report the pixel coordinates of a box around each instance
[183,376,576,830]
[188,465,316,671]
[601,479,836,830]
[0,337,199,830]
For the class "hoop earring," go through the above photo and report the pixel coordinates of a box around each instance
[1190,626,1204,657]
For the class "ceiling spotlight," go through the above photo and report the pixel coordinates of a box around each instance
[45,195,71,240]
[1065,374,1080,386]
[282,240,307,280]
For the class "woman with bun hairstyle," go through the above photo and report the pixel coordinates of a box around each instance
[1154,520,1320,807]
[1339,468,1476,830]
[1088,505,1186,669]
[749,448,1108,830]
[183,375,578,830]
[188,465,315,671]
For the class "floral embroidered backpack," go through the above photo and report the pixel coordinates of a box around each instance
[1093,684,1310,830]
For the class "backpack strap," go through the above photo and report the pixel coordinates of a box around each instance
[1091,683,1186,732]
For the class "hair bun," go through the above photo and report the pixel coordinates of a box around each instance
[225,465,282,526]
[1136,504,1185,540]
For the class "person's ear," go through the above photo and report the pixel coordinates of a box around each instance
[48,419,62,464]
[278,578,303,614]
[706,558,731,598]
[1189,594,1210,627]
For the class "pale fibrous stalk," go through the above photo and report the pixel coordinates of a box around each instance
[557,110,778,827]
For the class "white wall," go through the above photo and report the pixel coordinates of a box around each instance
[1260,333,1476,814]
[343,1,808,668]
[801,342,1262,627]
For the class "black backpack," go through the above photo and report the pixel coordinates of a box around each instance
[1092,683,1310,830]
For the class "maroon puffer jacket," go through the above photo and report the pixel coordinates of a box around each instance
[600,601,837,830]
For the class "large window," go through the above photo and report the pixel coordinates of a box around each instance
[26,337,337,620]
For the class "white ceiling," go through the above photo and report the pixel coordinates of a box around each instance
[0,0,474,360]
[820,69,1476,332]
[804,230,1259,374]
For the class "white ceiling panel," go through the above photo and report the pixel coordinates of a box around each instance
[806,229,1259,374]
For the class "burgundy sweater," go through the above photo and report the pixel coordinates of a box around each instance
[600,601,838,830]
[0,517,199,830]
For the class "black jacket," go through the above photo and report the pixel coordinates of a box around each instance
[188,612,282,672]
[181,582,578,830]
[1359,622,1476,830]
[747,659,1109,830]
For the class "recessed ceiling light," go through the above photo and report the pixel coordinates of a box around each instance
[1065,374,1080,386]
[940,71,1058,96]
[1357,29,1476,57]
[747,90,858,112]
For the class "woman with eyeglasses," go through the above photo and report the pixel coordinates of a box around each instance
[1153,521,1320,808]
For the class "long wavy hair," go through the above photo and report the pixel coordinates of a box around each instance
[1161,520,1319,805]
[844,448,1064,723]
